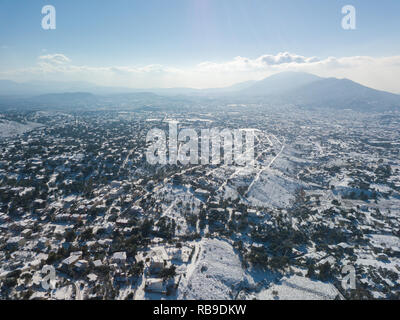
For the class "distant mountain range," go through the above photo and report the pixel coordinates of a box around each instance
[238,72,321,96]
[280,76,400,110]
[237,72,400,110]
[1,72,400,111]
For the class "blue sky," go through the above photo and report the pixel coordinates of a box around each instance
[0,0,400,91]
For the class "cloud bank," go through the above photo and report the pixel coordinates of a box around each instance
[1,52,400,93]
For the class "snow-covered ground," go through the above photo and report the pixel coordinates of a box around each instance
[368,234,400,251]
[155,183,203,235]
[256,275,340,300]
[246,169,302,208]
[178,238,249,300]
[0,119,43,138]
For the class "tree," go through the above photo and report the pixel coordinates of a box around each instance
[160,265,176,280]
[306,264,315,278]
[65,230,76,242]
[318,262,332,281]
[130,261,144,277]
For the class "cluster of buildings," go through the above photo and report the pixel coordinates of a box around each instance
[0,107,399,299]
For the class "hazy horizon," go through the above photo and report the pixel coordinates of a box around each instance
[1,69,400,96]
[1,1,400,93]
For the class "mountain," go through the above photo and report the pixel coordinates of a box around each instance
[202,80,257,95]
[1,72,399,111]
[0,92,98,111]
[237,72,400,111]
[29,92,98,105]
[0,80,96,95]
[0,80,38,96]
[284,77,400,110]
[240,72,322,96]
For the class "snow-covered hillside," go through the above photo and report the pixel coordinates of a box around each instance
[257,275,340,300]
[0,118,43,138]
[178,238,248,300]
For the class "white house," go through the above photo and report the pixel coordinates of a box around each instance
[145,278,165,293]
[112,252,127,264]
[149,256,164,274]
[74,260,89,272]
[93,260,103,268]
[61,255,81,267]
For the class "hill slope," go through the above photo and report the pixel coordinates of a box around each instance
[285,77,400,110]
[240,71,322,96]
[238,72,400,111]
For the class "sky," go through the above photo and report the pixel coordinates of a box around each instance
[0,0,400,92]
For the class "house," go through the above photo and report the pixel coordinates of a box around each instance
[149,256,165,274]
[112,252,127,264]
[116,218,129,226]
[145,278,165,294]
[87,273,98,282]
[21,228,32,238]
[93,260,103,268]
[194,188,210,197]
[6,236,26,249]
[114,271,128,283]
[61,252,82,268]
[74,260,89,272]
[247,209,258,218]
[109,188,123,199]
[170,247,191,263]
[61,255,81,268]
[152,247,169,260]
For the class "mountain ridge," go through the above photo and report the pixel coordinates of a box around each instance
[1,72,399,111]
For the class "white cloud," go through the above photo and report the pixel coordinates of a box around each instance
[38,53,71,65]
[258,52,320,65]
[195,53,320,74]
[1,52,400,93]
